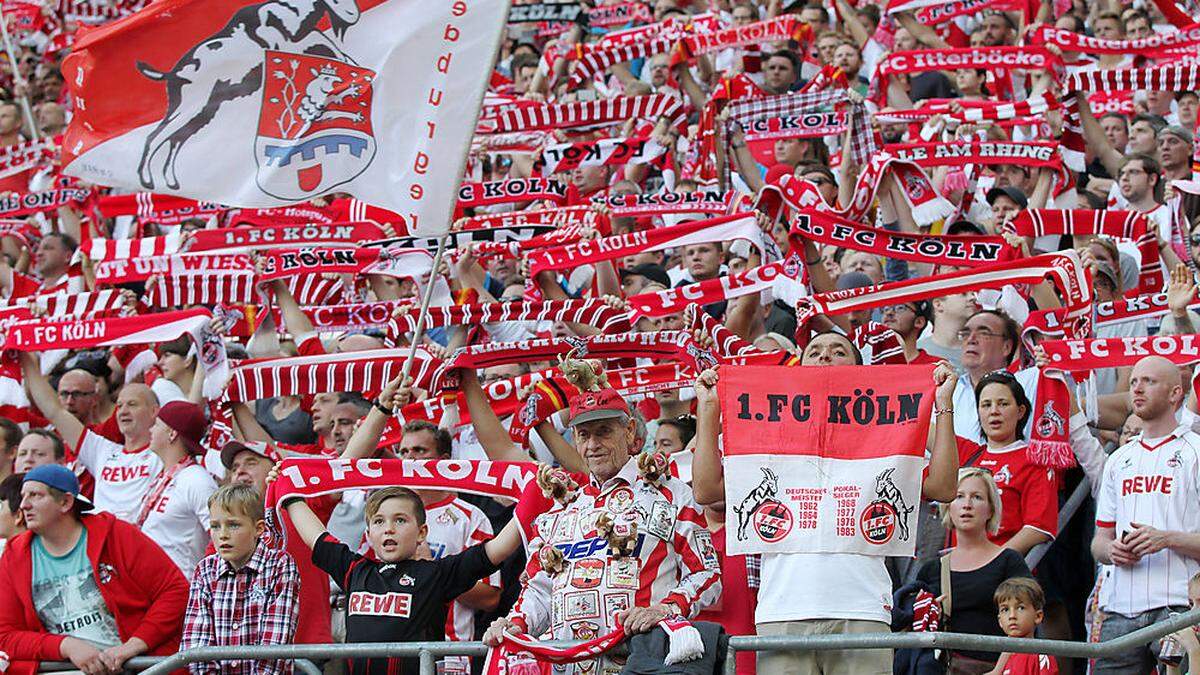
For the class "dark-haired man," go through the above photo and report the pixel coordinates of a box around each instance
[950,309,1039,439]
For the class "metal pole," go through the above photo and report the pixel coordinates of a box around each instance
[418,649,435,675]
[1025,478,1091,570]
[398,233,449,381]
[0,9,38,142]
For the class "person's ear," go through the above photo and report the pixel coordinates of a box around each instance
[418,523,428,545]
[1035,609,1044,625]
[254,519,266,537]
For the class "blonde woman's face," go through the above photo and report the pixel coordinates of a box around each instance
[949,475,993,532]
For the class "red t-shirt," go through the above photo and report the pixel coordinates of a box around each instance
[909,349,942,365]
[695,525,756,675]
[1003,652,1057,674]
[957,438,1058,545]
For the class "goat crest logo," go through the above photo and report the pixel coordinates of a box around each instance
[733,467,791,543]
[1035,400,1066,439]
[256,52,376,199]
[860,468,914,545]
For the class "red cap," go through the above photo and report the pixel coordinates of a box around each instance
[220,440,281,470]
[158,401,208,456]
[569,388,631,427]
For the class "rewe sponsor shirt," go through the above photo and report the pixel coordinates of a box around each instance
[1096,425,1200,616]
[75,430,161,522]
[311,533,500,675]
[140,463,216,573]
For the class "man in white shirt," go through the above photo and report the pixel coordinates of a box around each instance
[20,352,162,522]
[139,401,215,573]
[1091,356,1200,674]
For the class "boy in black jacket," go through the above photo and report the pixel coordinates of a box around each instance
[282,485,522,675]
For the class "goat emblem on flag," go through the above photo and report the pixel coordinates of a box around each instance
[255,52,376,199]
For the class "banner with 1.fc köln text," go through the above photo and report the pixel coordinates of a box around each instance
[60,0,510,236]
[718,365,935,556]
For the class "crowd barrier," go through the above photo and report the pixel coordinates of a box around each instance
[37,607,1200,675]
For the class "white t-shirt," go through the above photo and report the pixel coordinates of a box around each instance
[1096,426,1200,617]
[425,496,501,642]
[75,430,162,522]
[756,552,892,625]
[140,463,216,574]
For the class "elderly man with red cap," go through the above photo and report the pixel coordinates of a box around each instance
[140,401,216,574]
[483,361,721,674]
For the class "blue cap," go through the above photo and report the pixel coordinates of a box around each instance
[23,465,93,512]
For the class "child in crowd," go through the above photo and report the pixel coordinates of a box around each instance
[992,577,1057,675]
[281,482,523,675]
[182,484,300,675]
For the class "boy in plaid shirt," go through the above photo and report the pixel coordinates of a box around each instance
[182,484,300,675]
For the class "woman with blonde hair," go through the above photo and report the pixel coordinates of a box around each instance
[916,468,1033,674]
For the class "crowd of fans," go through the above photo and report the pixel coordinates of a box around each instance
[2,0,1200,674]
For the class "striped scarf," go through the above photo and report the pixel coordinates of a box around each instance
[387,300,633,337]
[487,95,686,135]
[1009,209,1163,294]
[1065,63,1200,92]
[224,349,440,402]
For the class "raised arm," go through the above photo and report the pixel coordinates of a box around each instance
[923,362,960,502]
[341,375,408,460]
[1073,91,1122,178]
[461,367,526,462]
[20,351,84,450]
[691,368,724,505]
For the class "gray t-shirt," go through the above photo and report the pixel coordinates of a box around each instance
[915,336,962,369]
[32,530,120,647]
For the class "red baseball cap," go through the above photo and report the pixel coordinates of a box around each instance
[569,388,631,427]
[220,439,281,470]
[158,401,208,456]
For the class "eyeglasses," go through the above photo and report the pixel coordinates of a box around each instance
[956,327,1004,341]
[882,304,915,315]
[1190,234,1200,246]
[58,390,95,400]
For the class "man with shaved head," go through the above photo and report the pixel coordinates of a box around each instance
[20,354,162,522]
[56,370,102,427]
[1091,355,1200,674]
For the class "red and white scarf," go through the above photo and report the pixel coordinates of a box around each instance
[788,209,1018,268]
[538,136,666,175]
[790,251,1093,343]
[486,94,686,134]
[184,222,389,254]
[874,47,1060,104]
[527,212,765,279]
[388,300,632,337]
[0,187,90,218]
[1031,24,1200,56]
[3,308,228,398]
[431,331,719,392]
[0,289,127,324]
[887,141,1072,197]
[591,188,736,218]
[874,92,1059,126]
[886,0,1020,25]
[1033,335,1200,467]
[742,111,847,142]
[93,254,253,285]
[458,205,603,230]
[95,192,225,222]
[457,178,568,209]
[483,627,629,675]
[0,138,57,179]
[1010,209,1163,294]
[1065,63,1200,92]
[144,273,257,310]
[258,247,435,284]
[84,232,182,261]
[225,348,439,402]
[627,254,805,318]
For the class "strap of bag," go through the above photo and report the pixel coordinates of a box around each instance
[963,445,987,468]
[939,552,953,620]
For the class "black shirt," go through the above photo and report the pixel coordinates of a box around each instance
[916,548,1032,663]
[312,532,500,675]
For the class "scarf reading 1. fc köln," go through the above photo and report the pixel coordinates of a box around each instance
[457,178,568,209]
[257,247,434,284]
[537,136,666,175]
[1033,335,1200,467]
[789,251,1093,344]
[788,209,1018,268]
[3,308,228,398]
[626,255,804,319]
[886,0,1019,24]
[591,188,736,218]
[458,205,603,230]
[184,221,390,254]
[1009,209,1164,295]
[0,138,56,180]
[527,213,764,278]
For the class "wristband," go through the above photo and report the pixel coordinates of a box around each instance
[373,400,393,416]
[933,406,954,416]
[280,496,304,509]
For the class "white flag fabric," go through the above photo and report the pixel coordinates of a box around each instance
[61,0,510,236]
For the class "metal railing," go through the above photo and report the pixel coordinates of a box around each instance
[38,607,1199,675]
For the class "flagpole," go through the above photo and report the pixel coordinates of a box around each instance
[399,232,449,381]
[0,8,39,142]
[397,0,511,381]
